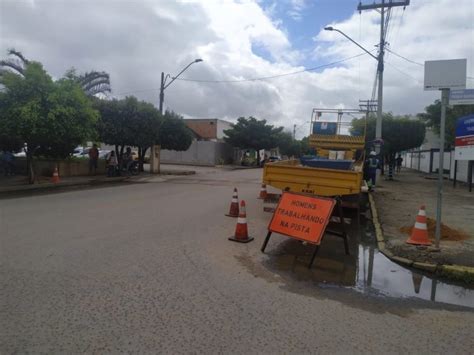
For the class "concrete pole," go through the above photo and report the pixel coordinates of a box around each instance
[375,2,384,155]
[159,72,165,115]
[152,72,165,174]
[435,88,449,249]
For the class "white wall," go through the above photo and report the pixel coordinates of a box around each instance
[216,120,232,140]
[404,150,473,185]
[450,154,473,183]
[410,151,432,173]
[431,151,452,173]
[161,141,233,166]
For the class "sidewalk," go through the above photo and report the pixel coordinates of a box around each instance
[0,165,198,195]
[372,168,474,270]
[0,174,134,194]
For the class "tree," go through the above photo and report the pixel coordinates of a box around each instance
[275,132,302,157]
[64,68,111,97]
[300,136,312,155]
[0,61,99,183]
[96,96,161,170]
[159,110,193,151]
[418,100,474,148]
[1,49,111,96]
[224,117,283,162]
[351,113,426,161]
[96,99,192,171]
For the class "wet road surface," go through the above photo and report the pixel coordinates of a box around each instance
[1,167,473,353]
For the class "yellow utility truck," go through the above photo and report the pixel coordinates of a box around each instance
[263,108,367,197]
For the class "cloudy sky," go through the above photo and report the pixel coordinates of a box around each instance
[1,0,473,137]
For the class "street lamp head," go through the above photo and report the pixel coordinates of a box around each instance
[324,26,334,31]
[194,58,203,63]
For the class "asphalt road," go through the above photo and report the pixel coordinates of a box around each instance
[1,167,473,353]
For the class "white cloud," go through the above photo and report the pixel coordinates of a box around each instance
[287,0,307,21]
[0,0,473,139]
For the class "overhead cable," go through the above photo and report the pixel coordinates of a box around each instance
[174,52,372,83]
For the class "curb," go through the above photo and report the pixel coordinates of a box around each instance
[0,176,130,195]
[159,170,196,176]
[368,193,474,283]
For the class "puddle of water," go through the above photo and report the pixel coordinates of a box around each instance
[355,245,474,308]
[265,219,474,309]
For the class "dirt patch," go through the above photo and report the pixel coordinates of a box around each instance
[372,170,474,268]
[400,217,470,242]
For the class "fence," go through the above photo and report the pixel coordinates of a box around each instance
[160,141,233,166]
[403,149,473,186]
[6,157,107,177]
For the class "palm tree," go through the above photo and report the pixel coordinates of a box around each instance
[0,49,29,76]
[0,49,111,96]
[64,68,111,96]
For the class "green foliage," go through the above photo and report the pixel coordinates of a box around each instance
[0,49,110,97]
[64,67,111,96]
[0,62,98,159]
[0,60,98,182]
[275,132,302,157]
[96,100,192,170]
[95,96,162,165]
[0,134,23,152]
[224,117,283,151]
[159,111,193,151]
[351,113,425,156]
[300,136,312,155]
[418,100,474,148]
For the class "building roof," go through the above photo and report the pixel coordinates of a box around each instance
[184,118,232,140]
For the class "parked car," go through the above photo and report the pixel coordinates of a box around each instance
[99,150,111,159]
[73,147,88,158]
[13,148,27,157]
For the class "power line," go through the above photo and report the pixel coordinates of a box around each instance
[174,51,371,83]
[385,48,424,66]
[111,52,374,96]
[114,87,160,96]
[385,61,421,83]
[390,7,405,49]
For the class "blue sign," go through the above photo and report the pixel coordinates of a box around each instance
[450,89,474,105]
[456,114,474,138]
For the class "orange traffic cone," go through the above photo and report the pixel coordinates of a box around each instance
[225,188,239,217]
[51,166,60,184]
[258,183,267,199]
[229,200,254,243]
[406,205,432,246]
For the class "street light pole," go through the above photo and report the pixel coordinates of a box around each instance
[324,26,382,152]
[323,27,378,61]
[159,59,203,115]
[151,59,203,175]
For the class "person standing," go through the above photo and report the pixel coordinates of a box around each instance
[88,144,99,175]
[396,154,403,173]
[106,151,118,177]
[122,147,134,173]
[366,151,379,189]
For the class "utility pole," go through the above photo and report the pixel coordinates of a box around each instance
[357,0,410,154]
[159,72,165,115]
[359,99,378,139]
[293,124,296,140]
